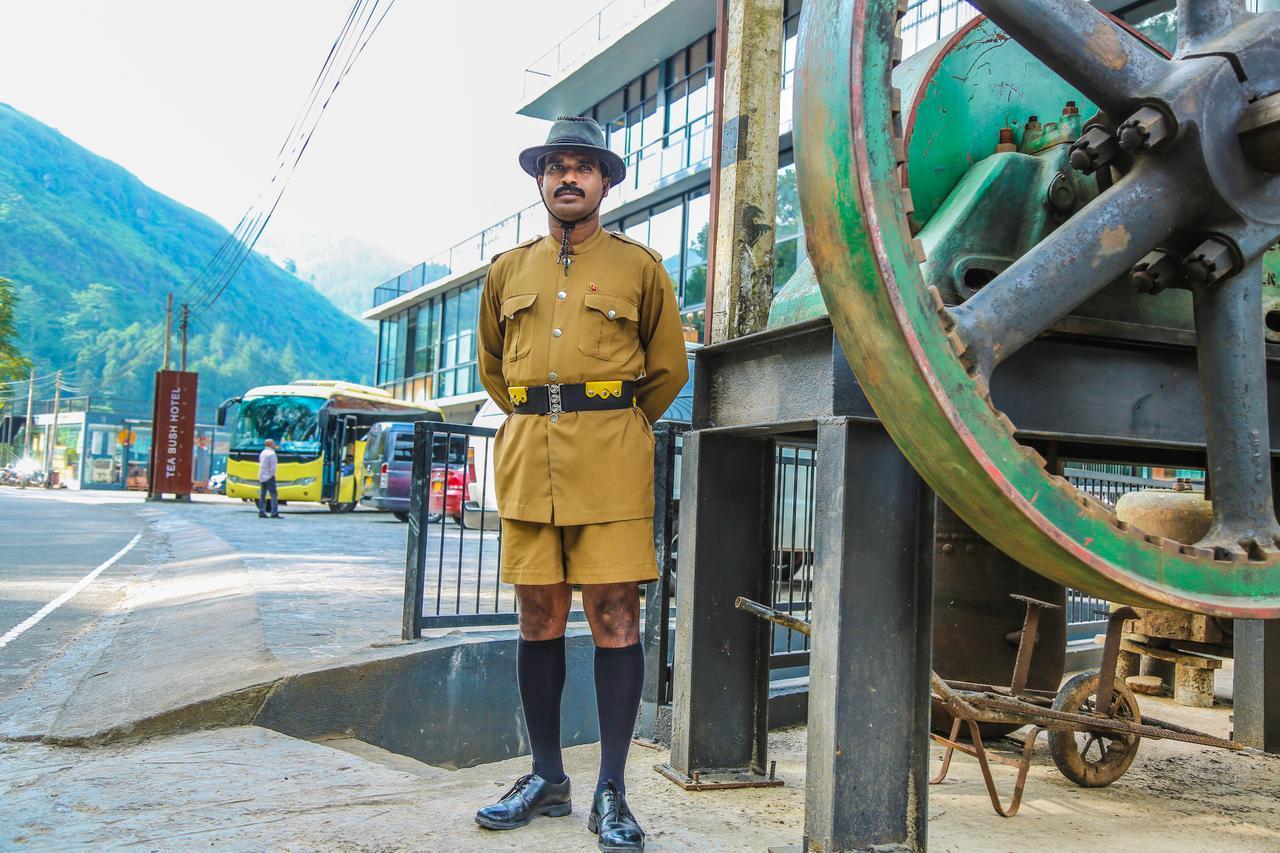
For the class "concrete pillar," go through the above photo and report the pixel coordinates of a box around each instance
[805,419,934,852]
[1173,665,1214,708]
[709,0,783,343]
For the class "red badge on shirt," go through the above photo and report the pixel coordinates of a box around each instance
[589,282,598,291]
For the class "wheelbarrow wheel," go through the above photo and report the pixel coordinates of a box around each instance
[1048,671,1141,788]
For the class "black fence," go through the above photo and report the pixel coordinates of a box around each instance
[402,419,688,638]
[769,441,816,672]
[1063,462,1206,636]
[645,421,687,709]
[400,423,1204,654]
[402,421,509,634]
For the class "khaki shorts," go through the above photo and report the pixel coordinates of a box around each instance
[500,517,659,586]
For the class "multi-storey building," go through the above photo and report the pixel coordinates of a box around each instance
[364,0,1181,421]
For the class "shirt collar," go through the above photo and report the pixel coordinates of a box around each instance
[540,223,607,257]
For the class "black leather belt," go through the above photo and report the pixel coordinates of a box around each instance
[510,381,635,415]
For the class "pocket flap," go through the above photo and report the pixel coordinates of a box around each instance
[501,292,537,319]
[583,292,639,322]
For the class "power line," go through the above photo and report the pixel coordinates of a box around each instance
[113,0,395,382]
[191,0,394,315]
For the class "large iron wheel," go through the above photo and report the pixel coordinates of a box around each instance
[1048,671,1142,787]
[795,0,1280,616]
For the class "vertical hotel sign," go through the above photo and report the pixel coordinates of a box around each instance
[149,370,199,496]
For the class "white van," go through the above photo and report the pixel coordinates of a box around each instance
[462,401,504,531]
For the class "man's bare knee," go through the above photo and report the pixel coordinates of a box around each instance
[516,583,572,640]
[582,583,640,647]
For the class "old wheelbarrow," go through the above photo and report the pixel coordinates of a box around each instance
[735,594,1241,817]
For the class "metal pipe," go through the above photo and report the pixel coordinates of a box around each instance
[734,595,811,635]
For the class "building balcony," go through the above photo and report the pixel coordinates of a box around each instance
[519,0,715,120]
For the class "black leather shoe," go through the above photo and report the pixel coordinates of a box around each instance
[588,782,644,852]
[475,773,572,830]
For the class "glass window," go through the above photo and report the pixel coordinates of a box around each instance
[414,301,437,376]
[231,395,325,456]
[624,215,649,244]
[649,200,683,285]
[394,312,409,382]
[435,280,482,398]
[683,189,711,308]
[668,49,687,81]
[774,162,806,290]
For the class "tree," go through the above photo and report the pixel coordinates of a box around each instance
[0,277,31,383]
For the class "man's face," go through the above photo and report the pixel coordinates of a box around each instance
[538,150,608,221]
[265,439,275,449]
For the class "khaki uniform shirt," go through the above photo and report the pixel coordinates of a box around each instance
[478,226,689,526]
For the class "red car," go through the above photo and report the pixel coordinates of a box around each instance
[428,459,466,522]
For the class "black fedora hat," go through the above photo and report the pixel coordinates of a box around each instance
[519,116,627,183]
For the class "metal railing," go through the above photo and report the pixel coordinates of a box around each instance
[646,421,687,707]
[402,421,510,632]
[369,118,717,312]
[769,441,816,671]
[372,204,543,310]
[522,0,668,100]
[402,419,688,638]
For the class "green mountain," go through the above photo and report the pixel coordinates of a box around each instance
[0,103,375,421]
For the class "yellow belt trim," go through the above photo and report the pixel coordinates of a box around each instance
[584,380,624,399]
[508,386,528,406]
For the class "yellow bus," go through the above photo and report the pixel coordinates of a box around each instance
[217,380,441,511]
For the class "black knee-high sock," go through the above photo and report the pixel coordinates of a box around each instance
[518,636,567,783]
[594,643,644,795]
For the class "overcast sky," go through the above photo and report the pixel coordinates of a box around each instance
[0,0,604,267]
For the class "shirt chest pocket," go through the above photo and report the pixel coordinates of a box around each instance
[578,293,640,363]
[501,293,538,363]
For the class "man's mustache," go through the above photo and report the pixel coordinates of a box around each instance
[554,186,585,198]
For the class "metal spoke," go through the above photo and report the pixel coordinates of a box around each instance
[1192,257,1280,556]
[949,166,1187,376]
[1178,0,1251,52]
[969,0,1168,119]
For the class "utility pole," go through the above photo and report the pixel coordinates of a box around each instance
[22,368,35,459]
[43,370,61,488]
[163,292,173,371]
[180,303,189,371]
[708,0,784,343]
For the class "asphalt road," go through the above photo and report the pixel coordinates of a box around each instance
[0,489,148,700]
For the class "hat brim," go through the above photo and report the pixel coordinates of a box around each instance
[519,143,627,183]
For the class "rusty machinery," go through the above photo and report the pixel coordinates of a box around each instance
[796,0,1280,614]
[664,0,1280,849]
[786,0,1280,843]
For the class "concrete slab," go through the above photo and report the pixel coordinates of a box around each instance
[0,512,283,743]
[4,695,1279,852]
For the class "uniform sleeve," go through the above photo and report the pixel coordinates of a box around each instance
[478,267,513,415]
[635,259,690,423]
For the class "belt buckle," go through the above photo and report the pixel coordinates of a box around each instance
[548,383,562,415]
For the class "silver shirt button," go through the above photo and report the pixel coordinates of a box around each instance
[557,291,567,299]
[552,328,562,338]
[606,310,617,319]
[548,371,558,381]
[550,413,560,423]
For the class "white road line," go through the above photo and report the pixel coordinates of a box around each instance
[0,530,143,649]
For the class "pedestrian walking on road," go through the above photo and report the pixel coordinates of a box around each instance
[473,116,688,853]
[257,439,281,519]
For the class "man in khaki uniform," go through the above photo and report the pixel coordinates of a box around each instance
[473,116,687,853]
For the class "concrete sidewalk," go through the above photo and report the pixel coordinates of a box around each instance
[6,703,1279,851]
[0,493,471,746]
[5,491,1280,851]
